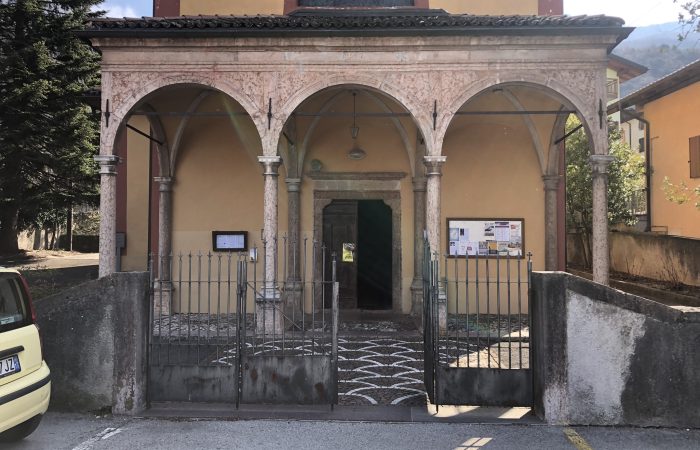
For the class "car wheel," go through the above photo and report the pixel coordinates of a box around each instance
[0,414,43,442]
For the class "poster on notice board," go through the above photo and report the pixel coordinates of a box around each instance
[447,218,524,258]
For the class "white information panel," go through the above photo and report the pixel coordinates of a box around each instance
[447,218,524,258]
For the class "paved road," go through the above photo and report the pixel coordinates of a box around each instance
[2,413,698,450]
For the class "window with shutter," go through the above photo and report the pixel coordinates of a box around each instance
[690,135,700,178]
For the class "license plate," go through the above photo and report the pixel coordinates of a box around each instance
[0,355,20,378]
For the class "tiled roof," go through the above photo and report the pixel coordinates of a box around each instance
[84,10,626,35]
[610,58,700,112]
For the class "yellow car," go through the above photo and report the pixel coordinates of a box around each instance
[0,268,50,442]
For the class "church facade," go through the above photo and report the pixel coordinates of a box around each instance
[85,0,629,316]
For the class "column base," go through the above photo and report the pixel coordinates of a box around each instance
[153,282,174,316]
[410,279,423,317]
[255,289,283,335]
[282,280,303,330]
[438,286,447,334]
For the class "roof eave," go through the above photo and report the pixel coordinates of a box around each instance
[77,25,633,42]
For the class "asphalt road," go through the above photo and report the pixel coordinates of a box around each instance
[1,413,698,450]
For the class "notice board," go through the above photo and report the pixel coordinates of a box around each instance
[447,218,524,258]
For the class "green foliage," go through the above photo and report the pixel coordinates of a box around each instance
[0,0,102,253]
[662,176,700,210]
[566,117,646,266]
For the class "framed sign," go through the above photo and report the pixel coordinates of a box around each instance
[212,231,248,252]
[446,218,524,258]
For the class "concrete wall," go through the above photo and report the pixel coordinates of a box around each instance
[34,272,149,414]
[644,82,700,238]
[568,230,700,287]
[531,272,700,427]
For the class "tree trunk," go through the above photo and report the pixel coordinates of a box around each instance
[66,205,73,251]
[0,206,20,255]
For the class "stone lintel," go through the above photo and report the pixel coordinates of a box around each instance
[307,171,407,181]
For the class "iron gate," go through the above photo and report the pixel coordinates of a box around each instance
[423,238,533,406]
[148,239,339,405]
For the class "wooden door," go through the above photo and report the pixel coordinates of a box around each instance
[322,200,357,308]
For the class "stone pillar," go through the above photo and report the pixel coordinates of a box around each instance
[153,177,174,315]
[424,156,446,255]
[154,177,174,279]
[284,177,302,319]
[411,177,427,315]
[590,154,614,285]
[95,155,120,278]
[424,155,446,332]
[542,175,561,271]
[258,155,283,334]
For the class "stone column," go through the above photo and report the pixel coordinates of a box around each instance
[424,155,446,332]
[95,155,120,278]
[154,177,174,279]
[258,155,283,334]
[424,156,446,255]
[411,177,427,315]
[590,154,614,285]
[542,175,561,271]
[285,177,302,318]
[153,177,174,315]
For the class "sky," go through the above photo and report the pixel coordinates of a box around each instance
[98,0,687,27]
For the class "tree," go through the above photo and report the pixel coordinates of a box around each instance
[662,177,700,210]
[0,0,101,254]
[675,1,700,40]
[566,117,646,268]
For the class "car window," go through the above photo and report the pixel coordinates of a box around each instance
[0,274,30,333]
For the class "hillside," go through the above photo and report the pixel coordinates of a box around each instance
[613,22,700,96]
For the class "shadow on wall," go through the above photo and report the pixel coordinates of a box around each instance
[531,272,700,428]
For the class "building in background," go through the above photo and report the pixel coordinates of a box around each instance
[610,59,700,239]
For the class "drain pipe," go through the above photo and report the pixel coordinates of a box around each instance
[623,109,652,232]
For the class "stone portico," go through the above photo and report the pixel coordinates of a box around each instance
[85,11,630,322]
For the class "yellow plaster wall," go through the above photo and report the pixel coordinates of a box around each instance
[432,0,538,15]
[180,0,284,15]
[441,109,548,313]
[645,82,700,238]
[179,0,538,16]
[122,116,151,272]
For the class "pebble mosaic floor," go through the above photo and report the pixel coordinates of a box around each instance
[152,314,529,406]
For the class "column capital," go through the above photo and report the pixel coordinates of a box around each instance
[258,155,282,175]
[154,176,174,192]
[423,155,447,177]
[542,175,561,191]
[412,177,427,192]
[285,177,301,192]
[589,154,614,175]
[94,155,119,175]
